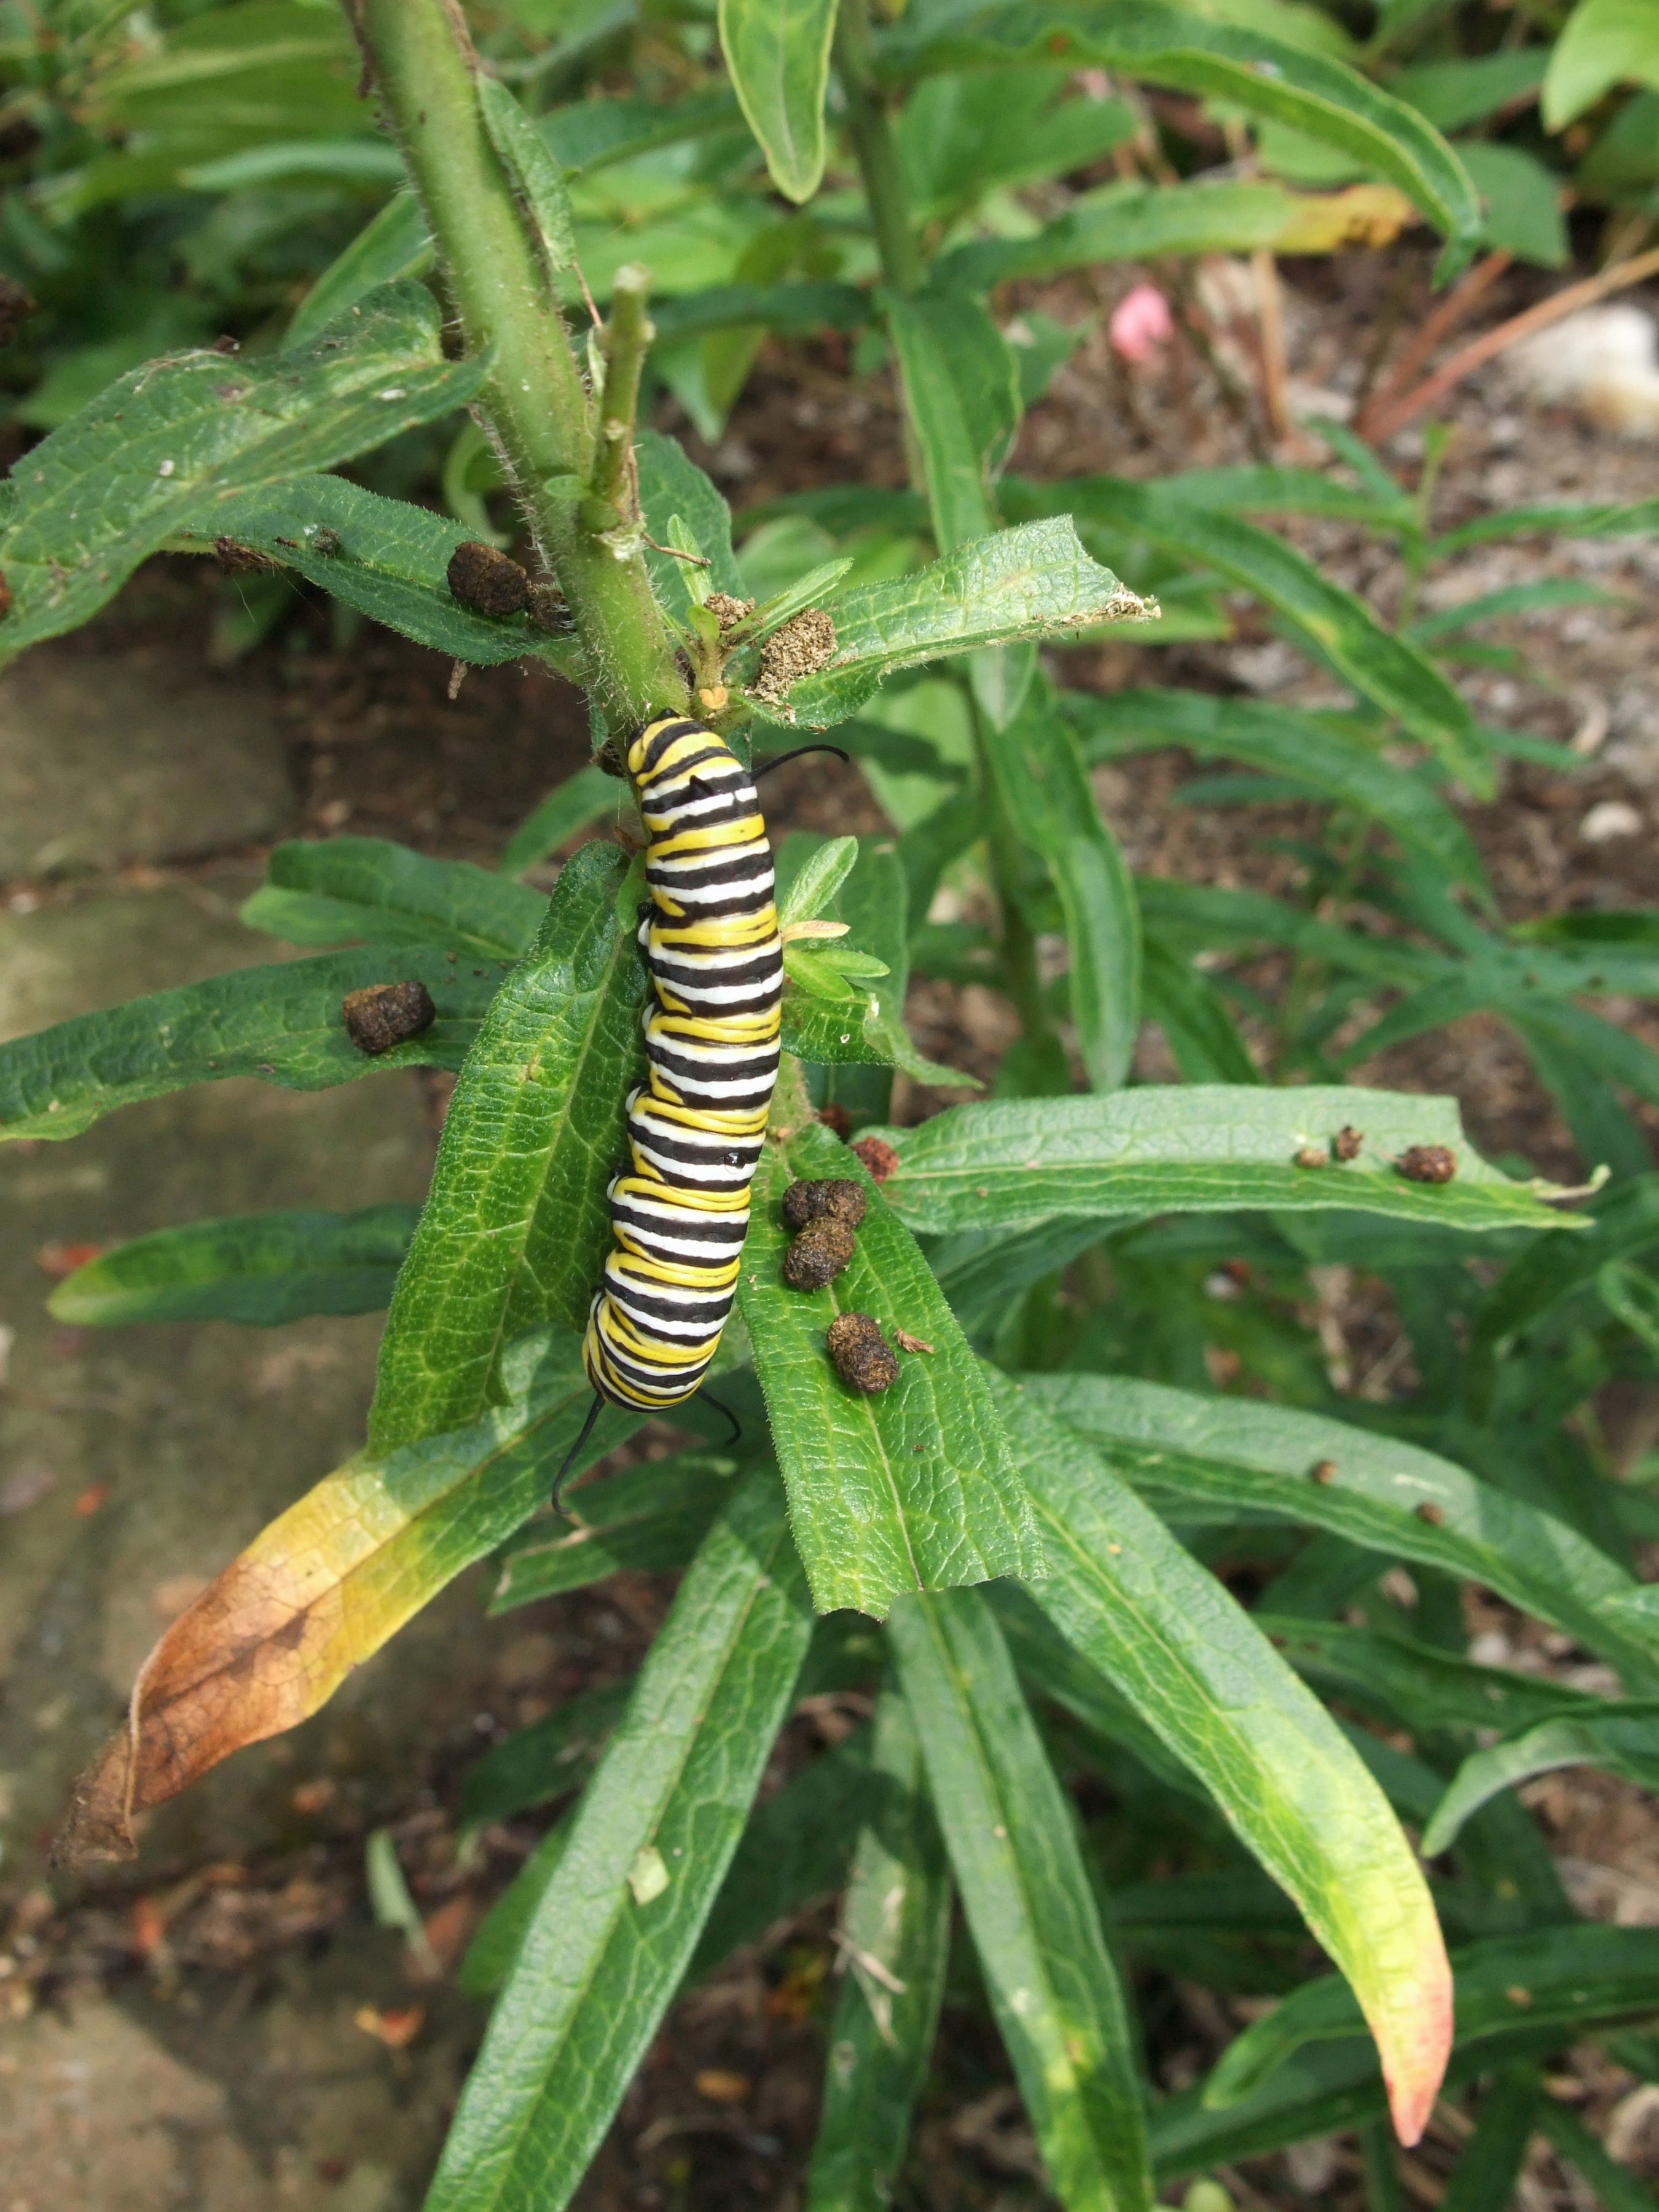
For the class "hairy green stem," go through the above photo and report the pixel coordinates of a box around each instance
[588,263,653,517]
[349,0,685,734]
[832,0,923,296]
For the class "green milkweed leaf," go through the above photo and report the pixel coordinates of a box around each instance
[0,283,486,662]
[1204,1924,1659,2106]
[888,1586,1156,2211]
[458,1677,633,1835]
[47,1203,420,1328]
[982,694,1141,1089]
[1534,2096,1659,2212]
[287,192,434,350]
[174,474,579,673]
[368,844,647,1451]
[241,837,546,959]
[886,292,1016,552]
[937,177,1300,289]
[488,1453,737,1610]
[636,428,747,619]
[57,1327,641,1865]
[478,74,579,273]
[1422,1704,1659,1855]
[755,519,1152,727]
[1436,2068,1541,2212]
[689,1724,878,1975]
[0,947,502,1145]
[879,0,1481,272]
[499,765,625,877]
[427,1470,814,2212]
[805,1690,953,2212]
[1065,688,1488,895]
[1257,1617,1605,1743]
[989,1375,1452,2149]
[1001,477,1488,794]
[1140,935,1260,1085]
[719,0,839,202]
[735,1122,1041,1617]
[1032,1372,1659,1691]
[865,1088,1579,1237]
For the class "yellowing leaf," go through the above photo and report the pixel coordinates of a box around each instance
[1272,184,1419,253]
[55,1333,632,1865]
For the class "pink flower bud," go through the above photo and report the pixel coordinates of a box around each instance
[1109,284,1174,366]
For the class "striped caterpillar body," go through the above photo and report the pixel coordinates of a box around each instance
[581,713,782,1413]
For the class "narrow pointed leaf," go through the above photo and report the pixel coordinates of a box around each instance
[1033,1371,1659,1691]
[937,177,1301,288]
[241,837,546,958]
[57,1331,637,1866]
[990,1375,1451,2148]
[1258,1618,1606,1742]
[175,474,578,672]
[719,0,839,202]
[865,1088,1579,1237]
[478,74,579,271]
[499,764,626,878]
[458,1678,633,1834]
[426,1470,814,2212]
[0,283,486,661]
[888,1586,1155,2211]
[982,696,1140,1089]
[887,292,1013,551]
[880,0,1480,268]
[48,1202,419,1328]
[0,947,502,1145]
[756,519,1152,728]
[689,1724,878,1975]
[1534,2096,1659,2212]
[369,844,647,1451]
[1422,1704,1659,1856]
[1065,688,1487,894]
[287,192,434,349]
[488,1452,736,1610]
[1002,477,1487,793]
[1205,1926,1659,2106]
[735,1123,1041,1617]
[1438,2068,1540,2212]
[807,1690,953,2212]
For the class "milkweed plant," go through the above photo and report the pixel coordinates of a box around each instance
[7,1,1659,2207]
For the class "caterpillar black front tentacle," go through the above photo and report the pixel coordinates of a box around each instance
[582,713,782,1419]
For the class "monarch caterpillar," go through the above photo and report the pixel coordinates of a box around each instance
[552,715,845,1505]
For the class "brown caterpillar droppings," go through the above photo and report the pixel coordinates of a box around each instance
[783,1217,855,1290]
[447,540,529,619]
[1333,1125,1363,1162]
[342,981,437,1056]
[704,590,755,631]
[1293,1144,1327,1169]
[851,1135,898,1183]
[1310,1459,1337,1484]
[0,568,12,619]
[817,1102,852,1140]
[826,1312,898,1394]
[1397,1144,1457,1185]
[1415,1500,1446,1526]
[783,1178,868,1233]
[752,607,836,707]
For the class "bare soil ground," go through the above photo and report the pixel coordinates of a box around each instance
[6,251,1659,2212]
